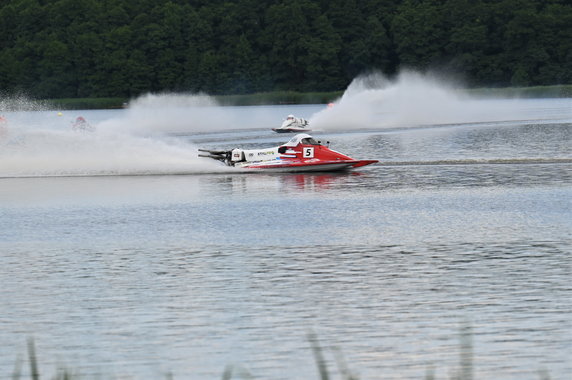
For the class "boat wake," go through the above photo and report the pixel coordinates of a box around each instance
[0,126,229,178]
[309,71,572,131]
[380,158,572,166]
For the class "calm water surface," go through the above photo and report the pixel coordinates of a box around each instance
[0,98,571,379]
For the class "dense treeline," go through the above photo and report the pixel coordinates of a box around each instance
[0,0,570,98]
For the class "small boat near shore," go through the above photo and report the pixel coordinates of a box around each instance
[71,116,95,132]
[199,133,378,172]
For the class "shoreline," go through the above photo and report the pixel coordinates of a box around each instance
[43,85,571,110]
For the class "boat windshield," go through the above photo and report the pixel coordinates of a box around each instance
[301,137,320,145]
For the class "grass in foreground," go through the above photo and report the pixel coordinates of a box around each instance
[13,325,554,380]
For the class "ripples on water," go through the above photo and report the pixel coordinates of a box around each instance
[0,99,571,380]
[1,242,570,380]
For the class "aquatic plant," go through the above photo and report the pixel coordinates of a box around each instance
[12,326,553,380]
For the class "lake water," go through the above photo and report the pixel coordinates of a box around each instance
[0,91,571,379]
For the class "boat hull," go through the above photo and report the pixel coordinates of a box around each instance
[272,128,312,133]
[237,159,377,172]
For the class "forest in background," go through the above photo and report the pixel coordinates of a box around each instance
[0,0,570,99]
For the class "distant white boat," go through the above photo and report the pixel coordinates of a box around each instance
[272,114,311,133]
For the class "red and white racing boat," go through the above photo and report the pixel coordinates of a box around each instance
[199,133,378,172]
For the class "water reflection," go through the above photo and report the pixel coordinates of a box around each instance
[281,172,357,190]
[201,171,373,195]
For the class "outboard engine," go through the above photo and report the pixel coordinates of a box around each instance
[231,148,245,163]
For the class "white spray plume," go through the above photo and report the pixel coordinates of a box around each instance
[0,93,232,177]
[310,71,525,130]
[103,93,228,134]
[0,129,226,177]
[0,94,50,112]
[98,92,281,134]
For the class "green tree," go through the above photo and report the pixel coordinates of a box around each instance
[532,2,572,84]
[326,0,368,78]
[391,0,446,69]
[34,34,73,97]
[0,0,570,97]
[442,0,489,85]
[363,15,394,74]
[262,0,320,90]
[303,14,343,90]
